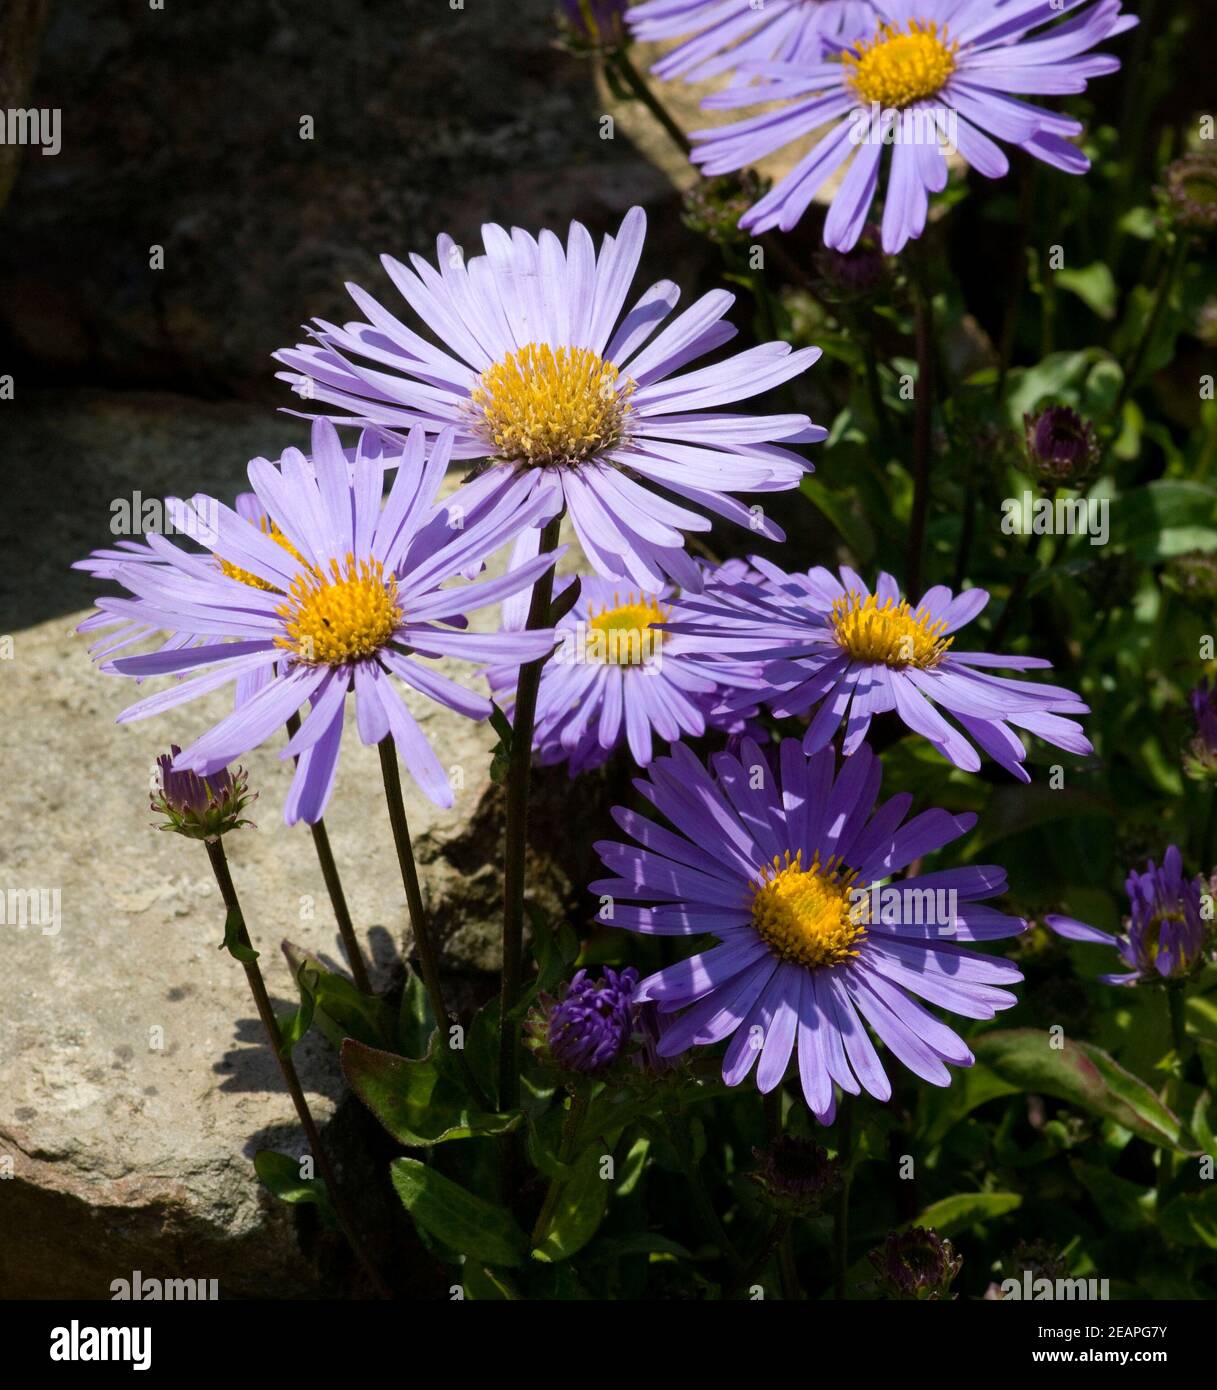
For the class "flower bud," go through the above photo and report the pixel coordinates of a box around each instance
[151,747,256,841]
[1157,153,1217,237]
[1023,405,1101,488]
[750,1136,842,1216]
[868,1226,962,1300]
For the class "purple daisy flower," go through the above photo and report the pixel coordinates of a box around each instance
[1046,847,1212,987]
[689,0,1137,246]
[629,0,877,85]
[665,559,1092,779]
[81,420,560,824]
[590,738,1026,1119]
[273,207,825,592]
[491,565,765,773]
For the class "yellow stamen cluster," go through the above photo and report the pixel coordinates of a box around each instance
[275,554,401,666]
[471,343,634,468]
[750,850,867,970]
[830,590,953,670]
[844,20,958,109]
[586,592,668,666]
[217,519,307,593]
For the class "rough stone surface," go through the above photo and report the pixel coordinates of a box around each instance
[0,0,683,396]
[0,390,590,1298]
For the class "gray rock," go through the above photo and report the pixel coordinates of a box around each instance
[0,389,586,1297]
[0,0,681,395]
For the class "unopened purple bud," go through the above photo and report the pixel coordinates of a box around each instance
[546,966,640,1075]
[151,746,256,841]
[1023,405,1101,487]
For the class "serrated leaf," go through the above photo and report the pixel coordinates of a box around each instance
[390,1157,529,1267]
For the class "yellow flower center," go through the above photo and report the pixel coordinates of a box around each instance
[274,554,402,665]
[218,519,307,592]
[471,343,634,468]
[750,850,867,969]
[844,20,958,109]
[830,590,953,670]
[585,593,668,666]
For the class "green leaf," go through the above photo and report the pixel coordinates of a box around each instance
[974,1029,1189,1151]
[800,474,876,564]
[390,1157,529,1267]
[254,1149,336,1229]
[342,1038,521,1146]
[276,958,318,1057]
[489,701,513,783]
[532,1145,610,1263]
[1159,1188,1217,1249]
[1056,262,1118,320]
[911,1192,1022,1237]
[281,941,394,1052]
[396,966,436,1059]
[1106,480,1217,561]
[218,905,258,963]
[1070,1159,1154,1233]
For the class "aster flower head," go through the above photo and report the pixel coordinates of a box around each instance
[591,737,1026,1120]
[151,746,256,841]
[631,0,877,85]
[274,207,825,594]
[690,0,1137,247]
[80,420,561,825]
[1157,152,1217,238]
[492,564,765,774]
[869,1226,962,1300]
[1184,680,1217,783]
[1046,846,1212,987]
[665,559,1092,780]
[1023,404,1101,488]
[531,966,641,1076]
[750,1135,843,1214]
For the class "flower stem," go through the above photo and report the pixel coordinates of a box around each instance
[498,515,563,1117]
[529,1086,590,1250]
[729,1214,790,1299]
[378,736,491,1111]
[203,837,392,1299]
[609,47,691,158]
[906,282,935,598]
[1167,985,1189,1062]
[1119,234,1186,410]
[832,1093,855,1301]
[284,711,371,994]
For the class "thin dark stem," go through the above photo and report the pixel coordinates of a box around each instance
[530,1087,590,1249]
[906,284,934,597]
[610,48,691,157]
[498,516,563,1117]
[833,1094,855,1301]
[378,736,491,1111]
[284,710,371,994]
[729,1215,790,1299]
[952,487,977,591]
[204,838,391,1299]
[1167,987,1189,1062]
[995,161,1034,404]
[1119,235,1186,411]
[1201,792,1217,873]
